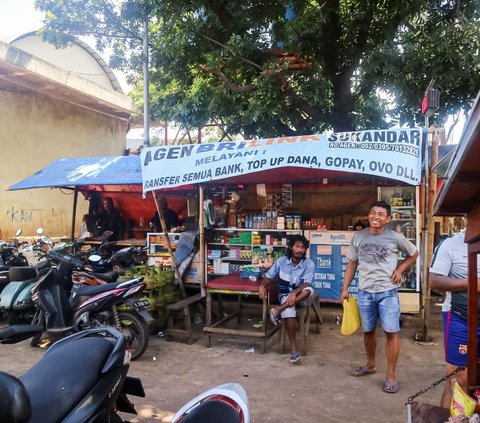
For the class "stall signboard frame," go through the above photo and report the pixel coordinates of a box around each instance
[305,230,358,301]
[140,129,423,192]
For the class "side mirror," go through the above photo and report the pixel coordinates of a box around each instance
[15,229,22,237]
[41,236,53,245]
[89,254,102,263]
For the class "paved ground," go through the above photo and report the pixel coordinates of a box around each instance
[0,296,448,423]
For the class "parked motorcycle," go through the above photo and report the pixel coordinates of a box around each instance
[0,325,145,423]
[172,382,250,423]
[0,229,30,293]
[0,261,50,325]
[31,250,153,360]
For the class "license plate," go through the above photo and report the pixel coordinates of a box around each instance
[134,300,150,309]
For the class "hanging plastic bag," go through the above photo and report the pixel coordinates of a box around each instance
[341,297,361,335]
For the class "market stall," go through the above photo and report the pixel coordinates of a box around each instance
[140,128,426,313]
[8,155,190,245]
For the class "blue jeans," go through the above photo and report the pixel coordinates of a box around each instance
[357,289,400,333]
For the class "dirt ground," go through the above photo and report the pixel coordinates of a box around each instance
[0,296,449,423]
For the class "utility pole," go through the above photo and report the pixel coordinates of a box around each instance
[143,9,150,148]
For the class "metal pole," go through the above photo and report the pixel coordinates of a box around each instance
[70,188,79,242]
[143,14,150,148]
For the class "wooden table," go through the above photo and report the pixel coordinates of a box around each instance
[203,273,279,353]
[83,238,146,247]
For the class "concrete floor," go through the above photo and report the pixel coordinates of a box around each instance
[0,295,448,423]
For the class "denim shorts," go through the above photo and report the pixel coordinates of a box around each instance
[357,289,400,333]
[443,311,480,366]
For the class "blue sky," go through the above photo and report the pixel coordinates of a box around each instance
[0,0,44,42]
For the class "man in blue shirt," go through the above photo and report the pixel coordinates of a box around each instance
[259,235,315,363]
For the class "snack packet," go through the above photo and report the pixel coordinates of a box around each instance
[450,380,477,417]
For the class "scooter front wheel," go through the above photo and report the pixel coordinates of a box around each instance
[115,311,148,360]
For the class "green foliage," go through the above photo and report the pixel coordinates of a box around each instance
[35,0,480,136]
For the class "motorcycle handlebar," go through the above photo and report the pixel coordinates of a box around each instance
[47,250,84,270]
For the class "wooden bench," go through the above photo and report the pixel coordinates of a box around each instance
[165,293,203,344]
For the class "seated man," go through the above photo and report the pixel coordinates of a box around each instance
[150,196,181,232]
[99,197,124,241]
[258,234,315,364]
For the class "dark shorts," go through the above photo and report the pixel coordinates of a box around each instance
[443,311,480,366]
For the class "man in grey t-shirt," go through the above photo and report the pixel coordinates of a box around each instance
[341,200,418,394]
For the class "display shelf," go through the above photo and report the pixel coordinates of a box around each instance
[207,228,301,282]
[378,186,420,292]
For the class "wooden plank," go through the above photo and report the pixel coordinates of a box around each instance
[203,326,266,338]
[166,293,202,311]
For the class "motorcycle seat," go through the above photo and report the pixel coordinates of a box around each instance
[89,270,119,282]
[76,278,142,296]
[20,336,118,423]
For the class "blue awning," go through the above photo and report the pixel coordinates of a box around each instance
[9,156,142,191]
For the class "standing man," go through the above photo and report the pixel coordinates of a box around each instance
[430,230,480,408]
[259,234,315,364]
[341,200,418,393]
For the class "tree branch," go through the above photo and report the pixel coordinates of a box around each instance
[199,64,255,93]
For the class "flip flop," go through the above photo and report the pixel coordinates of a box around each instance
[383,381,399,394]
[351,367,377,377]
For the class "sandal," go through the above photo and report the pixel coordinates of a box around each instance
[290,352,301,363]
[351,367,377,377]
[383,380,399,394]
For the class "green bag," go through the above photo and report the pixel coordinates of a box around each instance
[341,297,361,335]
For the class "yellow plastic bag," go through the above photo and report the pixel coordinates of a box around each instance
[341,297,361,335]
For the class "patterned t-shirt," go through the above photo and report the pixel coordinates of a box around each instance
[347,228,417,293]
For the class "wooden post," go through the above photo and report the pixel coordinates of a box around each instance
[153,192,187,298]
[422,129,439,341]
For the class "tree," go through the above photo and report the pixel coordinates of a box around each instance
[36,0,480,137]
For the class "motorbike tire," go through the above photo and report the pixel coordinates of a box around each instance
[115,311,148,361]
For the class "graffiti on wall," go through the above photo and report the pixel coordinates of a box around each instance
[6,206,32,223]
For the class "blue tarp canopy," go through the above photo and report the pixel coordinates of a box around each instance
[9,156,143,192]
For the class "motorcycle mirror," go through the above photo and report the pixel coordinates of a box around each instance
[41,236,53,245]
[36,227,44,235]
[15,229,22,237]
[89,254,102,263]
